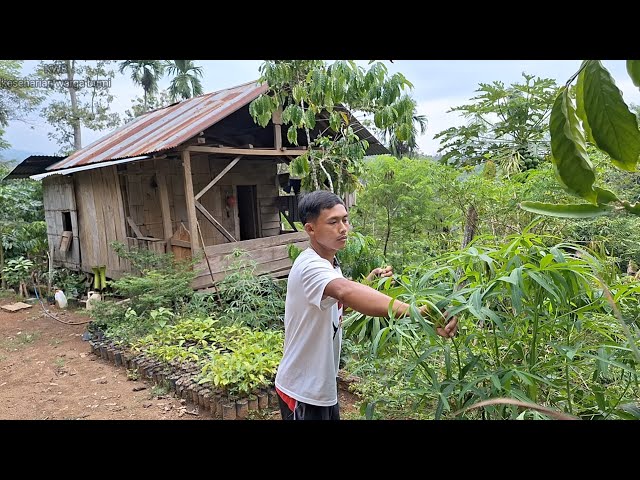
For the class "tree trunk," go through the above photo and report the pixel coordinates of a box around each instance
[0,240,5,289]
[461,205,478,249]
[66,60,82,150]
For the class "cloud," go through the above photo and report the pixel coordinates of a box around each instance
[414,97,470,156]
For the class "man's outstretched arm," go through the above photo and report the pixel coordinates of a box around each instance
[324,278,458,338]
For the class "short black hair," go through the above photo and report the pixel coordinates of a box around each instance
[298,190,345,224]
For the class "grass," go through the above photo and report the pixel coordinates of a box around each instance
[54,357,65,369]
[247,407,280,420]
[0,289,18,301]
[1,331,41,351]
[149,382,171,398]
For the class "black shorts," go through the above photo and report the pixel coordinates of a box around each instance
[277,389,340,420]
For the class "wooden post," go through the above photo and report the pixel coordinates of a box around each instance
[182,150,201,256]
[273,107,283,150]
[155,159,173,241]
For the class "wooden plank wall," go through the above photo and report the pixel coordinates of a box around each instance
[123,155,280,247]
[192,231,308,289]
[74,167,130,279]
[122,160,164,239]
[42,175,80,269]
[227,157,280,239]
[63,154,283,281]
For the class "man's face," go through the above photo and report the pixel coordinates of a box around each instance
[305,203,350,252]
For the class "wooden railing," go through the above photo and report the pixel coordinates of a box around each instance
[192,231,308,290]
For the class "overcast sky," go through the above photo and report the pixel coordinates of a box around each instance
[4,60,639,157]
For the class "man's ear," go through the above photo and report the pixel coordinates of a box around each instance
[304,222,314,235]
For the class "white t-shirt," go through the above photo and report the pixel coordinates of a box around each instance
[275,247,344,406]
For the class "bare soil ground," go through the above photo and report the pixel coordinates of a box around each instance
[0,295,360,420]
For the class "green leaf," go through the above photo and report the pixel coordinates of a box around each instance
[528,270,560,302]
[304,108,316,130]
[290,154,309,176]
[329,111,342,132]
[582,60,640,171]
[520,201,613,218]
[576,66,595,144]
[292,84,305,103]
[621,200,640,215]
[549,87,597,202]
[287,125,299,146]
[626,60,640,88]
[539,253,555,269]
[459,357,478,380]
[594,186,619,204]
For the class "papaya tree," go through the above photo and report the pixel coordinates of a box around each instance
[434,73,558,174]
[248,60,417,196]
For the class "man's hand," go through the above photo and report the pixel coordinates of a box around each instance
[366,265,393,282]
[436,315,458,339]
[418,305,459,339]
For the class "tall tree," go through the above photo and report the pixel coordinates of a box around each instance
[36,60,120,155]
[0,61,42,150]
[434,73,558,173]
[165,60,203,101]
[249,60,416,196]
[119,60,165,113]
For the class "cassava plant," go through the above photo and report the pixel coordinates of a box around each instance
[346,228,639,419]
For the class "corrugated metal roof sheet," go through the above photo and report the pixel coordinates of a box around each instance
[48,80,269,171]
[4,155,65,180]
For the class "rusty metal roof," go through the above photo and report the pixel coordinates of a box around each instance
[48,80,269,171]
[45,79,389,173]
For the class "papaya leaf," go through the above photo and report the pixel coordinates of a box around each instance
[549,87,597,202]
[583,60,640,171]
[520,201,613,218]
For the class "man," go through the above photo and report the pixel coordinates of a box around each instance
[275,190,458,420]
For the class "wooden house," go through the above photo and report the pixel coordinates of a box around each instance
[7,80,388,290]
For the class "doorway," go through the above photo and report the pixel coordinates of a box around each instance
[237,185,259,240]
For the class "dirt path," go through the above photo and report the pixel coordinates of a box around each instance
[0,297,360,420]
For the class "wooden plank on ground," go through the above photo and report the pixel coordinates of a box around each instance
[1,302,32,312]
